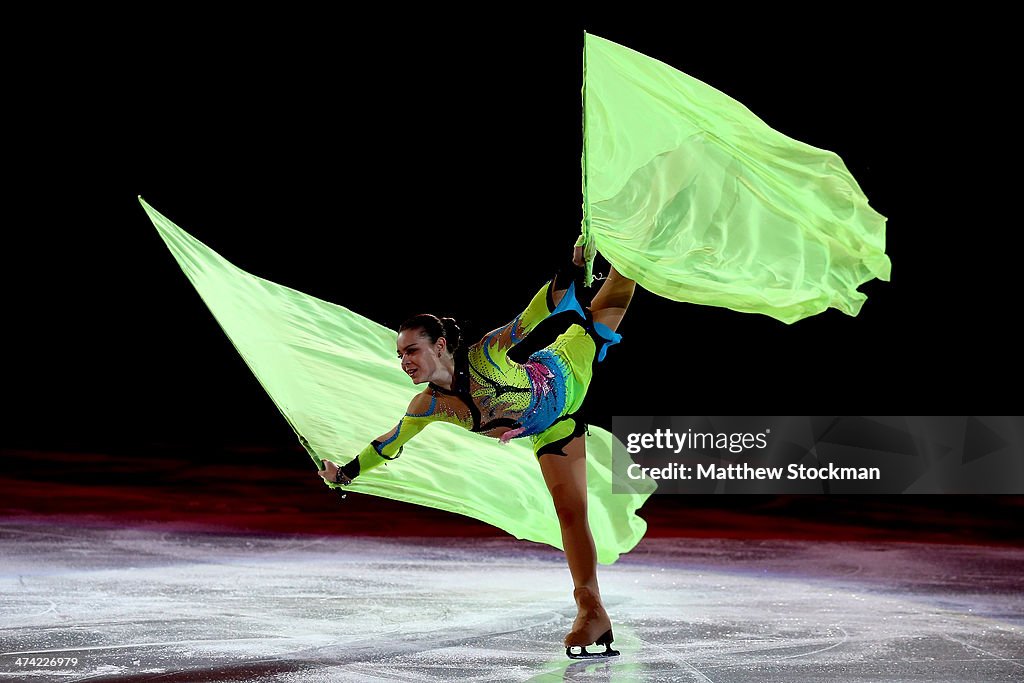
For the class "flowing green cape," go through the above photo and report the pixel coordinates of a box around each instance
[142,33,889,564]
[141,199,655,565]
[579,33,890,322]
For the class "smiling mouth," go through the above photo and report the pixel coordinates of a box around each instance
[406,368,418,378]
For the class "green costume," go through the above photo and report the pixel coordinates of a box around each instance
[142,32,889,565]
[142,199,653,565]
[339,276,622,483]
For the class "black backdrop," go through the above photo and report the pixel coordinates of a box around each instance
[5,10,1016,462]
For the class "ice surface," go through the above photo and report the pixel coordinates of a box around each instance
[0,519,1021,681]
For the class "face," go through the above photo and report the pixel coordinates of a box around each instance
[397,328,444,384]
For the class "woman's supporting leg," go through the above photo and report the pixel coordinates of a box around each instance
[539,435,597,592]
[539,434,613,646]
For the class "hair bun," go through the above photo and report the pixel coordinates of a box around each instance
[440,317,462,353]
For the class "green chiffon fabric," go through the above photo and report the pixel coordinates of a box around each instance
[580,33,890,322]
[141,198,655,565]
[142,33,889,564]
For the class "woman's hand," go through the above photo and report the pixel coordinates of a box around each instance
[318,459,353,486]
[573,243,585,267]
[303,435,352,487]
[317,459,339,482]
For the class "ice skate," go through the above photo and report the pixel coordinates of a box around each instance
[564,586,619,659]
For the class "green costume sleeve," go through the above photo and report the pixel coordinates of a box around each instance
[579,32,891,322]
[141,198,654,565]
[476,280,557,355]
[337,398,437,481]
[514,281,554,338]
[345,442,389,480]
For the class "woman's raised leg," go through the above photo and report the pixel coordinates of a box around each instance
[588,267,635,333]
[574,244,636,333]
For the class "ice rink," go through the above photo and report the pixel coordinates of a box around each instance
[1,518,1021,682]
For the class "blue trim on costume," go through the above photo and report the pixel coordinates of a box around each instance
[517,350,568,437]
[485,314,524,372]
[379,420,403,448]
[549,281,622,363]
[482,328,503,372]
[550,282,587,320]
[592,321,622,362]
[406,394,436,418]
[509,313,525,344]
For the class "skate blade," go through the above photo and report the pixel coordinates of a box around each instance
[565,629,619,659]
[566,644,620,659]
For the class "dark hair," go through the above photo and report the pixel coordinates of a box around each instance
[399,314,462,354]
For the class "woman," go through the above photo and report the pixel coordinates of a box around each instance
[311,244,636,658]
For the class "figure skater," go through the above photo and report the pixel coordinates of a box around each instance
[308,243,636,658]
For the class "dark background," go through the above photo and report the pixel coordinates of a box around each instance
[4,10,1020,542]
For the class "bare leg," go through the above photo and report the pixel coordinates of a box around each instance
[539,435,597,591]
[571,245,636,333]
[539,435,612,646]
[588,267,635,333]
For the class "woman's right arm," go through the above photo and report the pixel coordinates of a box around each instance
[317,390,436,487]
